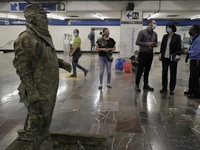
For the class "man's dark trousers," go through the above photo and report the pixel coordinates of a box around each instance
[188,60,200,95]
[136,52,153,85]
[162,57,178,92]
[91,41,95,53]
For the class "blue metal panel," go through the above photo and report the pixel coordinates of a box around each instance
[143,20,200,26]
[0,21,5,25]
[48,20,68,25]
[19,3,29,11]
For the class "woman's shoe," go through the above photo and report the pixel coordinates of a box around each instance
[169,91,174,95]
[160,89,167,93]
[107,85,112,89]
[98,85,103,90]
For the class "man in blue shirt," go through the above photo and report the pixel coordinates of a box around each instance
[184,24,200,98]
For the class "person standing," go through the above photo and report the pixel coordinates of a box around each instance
[70,29,88,78]
[135,20,158,92]
[96,28,116,89]
[184,24,200,98]
[89,28,95,53]
[159,23,181,95]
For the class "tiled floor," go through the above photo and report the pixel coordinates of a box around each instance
[0,52,200,150]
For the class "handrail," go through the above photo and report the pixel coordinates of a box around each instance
[0,40,15,49]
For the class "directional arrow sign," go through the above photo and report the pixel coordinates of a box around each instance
[126,13,132,19]
[10,2,18,11]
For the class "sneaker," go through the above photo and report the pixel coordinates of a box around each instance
[84,70,88,77]
[70,74,76,78]
[135,84,141,92]
[160,89,167,93]
[143,84,154,91]
[169,91,174,95]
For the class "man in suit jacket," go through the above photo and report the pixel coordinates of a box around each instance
[159,23,181,95]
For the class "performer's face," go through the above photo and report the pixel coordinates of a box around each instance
[36,13,49,31]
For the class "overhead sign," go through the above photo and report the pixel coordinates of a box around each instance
[126,12,139,20]
[10,2,66,12]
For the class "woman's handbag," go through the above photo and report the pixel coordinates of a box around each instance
[107,50,113,62]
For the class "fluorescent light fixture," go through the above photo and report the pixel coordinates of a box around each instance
[190,16,200,20]
[0,14,6,18]
[7,15,18,19]
[18,17,25,20]
[94,13,104,20]
[147,12,158,20]
[47,14,66,20]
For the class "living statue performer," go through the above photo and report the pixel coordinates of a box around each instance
[13,3,71,150]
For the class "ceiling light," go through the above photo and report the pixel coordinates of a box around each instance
[147,13,157,20]
[7,15,18,19]
[47,14,66,20]
[94,13,104,20]
[0,14,6,18]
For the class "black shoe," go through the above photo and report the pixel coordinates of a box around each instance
[70,74,76,78]
[107,85,112,89]
[143,84,154,91]
[135,85,141,92]
[84,70,88,77]
[98,85,103,90]
[160,89,167,93]
[184,91,191,95]
[169,91,174,95]
[188,94,200,99]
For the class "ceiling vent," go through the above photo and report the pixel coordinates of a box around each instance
[166,15,178,17]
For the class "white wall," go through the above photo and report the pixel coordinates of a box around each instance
[0,25,120,51]
[49,25,120,51]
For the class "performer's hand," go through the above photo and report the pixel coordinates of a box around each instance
[69,53,73,57]
[159,57,162,61]
[63,62,72,73]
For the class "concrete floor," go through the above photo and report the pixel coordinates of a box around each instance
[0,52,200,150]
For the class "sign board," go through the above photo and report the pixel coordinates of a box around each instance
[120,11,143,58]
[10,2,66,12]
[122,11,142,21]
[126,12,139,20]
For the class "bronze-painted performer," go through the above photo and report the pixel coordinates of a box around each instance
[13,3,71,150]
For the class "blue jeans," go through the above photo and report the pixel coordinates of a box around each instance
[72,60,87,76]
[99,56,112,84]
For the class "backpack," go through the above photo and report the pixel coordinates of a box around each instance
[88,32,92,40]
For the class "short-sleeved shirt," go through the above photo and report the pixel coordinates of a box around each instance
[72,36,81,48]
[97,37,116,57]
